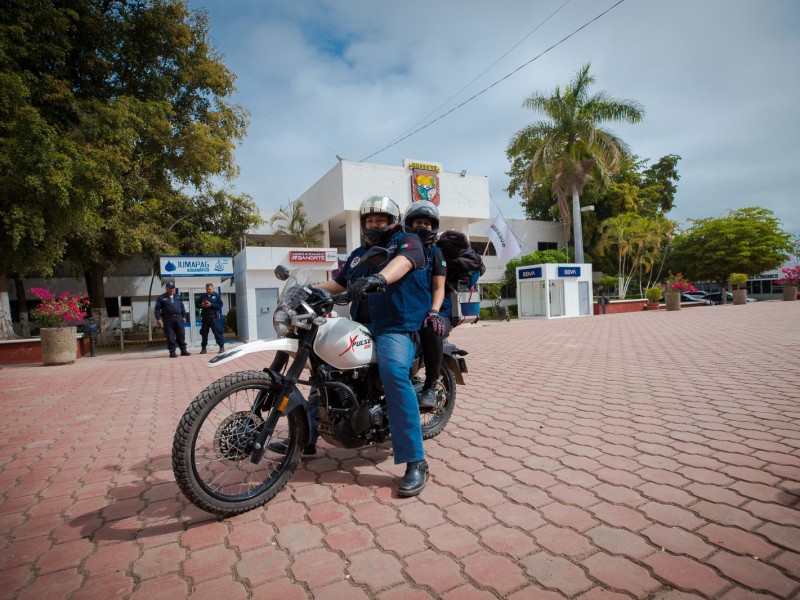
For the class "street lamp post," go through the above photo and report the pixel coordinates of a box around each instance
[573,201,594,263]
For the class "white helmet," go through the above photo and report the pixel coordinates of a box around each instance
[359,195,401,246]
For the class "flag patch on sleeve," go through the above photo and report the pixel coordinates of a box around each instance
[400,243,411,249]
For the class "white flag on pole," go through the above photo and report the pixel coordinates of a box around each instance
[485,214,522,263]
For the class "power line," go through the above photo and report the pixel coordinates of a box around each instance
[359,0,625,163]
[381,0,574,149]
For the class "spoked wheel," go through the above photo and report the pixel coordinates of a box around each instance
[416,364,456,439]
[172,370,309,516]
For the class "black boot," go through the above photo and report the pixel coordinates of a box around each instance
[398,460,429,497]
[418,388,436,409]
[199,347,207,354]
[268,440,317,456]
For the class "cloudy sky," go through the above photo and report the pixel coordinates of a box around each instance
[186,0,800,234]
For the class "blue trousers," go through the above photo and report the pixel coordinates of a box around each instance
[372,331,425,464]
[200,314,224,348]
[163,317,186,353]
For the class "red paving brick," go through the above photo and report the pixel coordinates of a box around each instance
[2,301,800,598]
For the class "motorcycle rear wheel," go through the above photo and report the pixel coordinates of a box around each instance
[172,370,308,516]
[419,364,456,439]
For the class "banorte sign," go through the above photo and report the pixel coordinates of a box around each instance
[289,250,337,263]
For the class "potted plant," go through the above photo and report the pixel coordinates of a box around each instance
[729,273,748,305]
[664,272,696,311]
[777,266,800,301]
[644,287,662,310]
[29,288,90,365]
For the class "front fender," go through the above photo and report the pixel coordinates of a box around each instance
[207,338,299,367]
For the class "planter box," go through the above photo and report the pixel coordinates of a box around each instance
[0,334,90,366]
[593,299,646,315]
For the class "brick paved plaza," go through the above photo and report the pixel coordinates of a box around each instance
[1,300,798,599]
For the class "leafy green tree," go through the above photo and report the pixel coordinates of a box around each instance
[509,153,680,273]
[596,213,675,299]
[669,207,793,303]
[506,63,644,259]
[504,249,570,288]
[269,201,324,247]
[0,0,252,340]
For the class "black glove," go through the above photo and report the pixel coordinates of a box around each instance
[423,310,446,337]
[349,274,387,302]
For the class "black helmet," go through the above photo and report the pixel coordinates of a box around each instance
[359,195,401,246]
[403,200,440,246]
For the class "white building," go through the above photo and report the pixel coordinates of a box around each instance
[8,158,569,341]
[232,159,567,340]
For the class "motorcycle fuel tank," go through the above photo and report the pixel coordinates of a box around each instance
[314,317,376,369]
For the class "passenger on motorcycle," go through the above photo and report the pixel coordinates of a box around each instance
[403,200,450,410]
[311,195,432,496]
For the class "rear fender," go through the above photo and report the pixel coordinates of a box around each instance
[208,338,300,368]
[442,350,467,385]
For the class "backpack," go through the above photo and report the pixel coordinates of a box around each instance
[436,230,486,326]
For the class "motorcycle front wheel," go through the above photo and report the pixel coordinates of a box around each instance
[418,363,456,439]
[172,370,309,516]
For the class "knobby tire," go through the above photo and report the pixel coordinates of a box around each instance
[172,370,308,516]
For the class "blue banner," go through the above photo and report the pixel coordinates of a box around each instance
[519,267,542,279]
[557,266,581,277]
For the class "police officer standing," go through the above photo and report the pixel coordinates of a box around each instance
[154,281,190,358]
[195,282,225,354]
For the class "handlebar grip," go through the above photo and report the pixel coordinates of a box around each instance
[332,292,351,305]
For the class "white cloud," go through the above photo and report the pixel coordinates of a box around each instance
[189,0,800,233]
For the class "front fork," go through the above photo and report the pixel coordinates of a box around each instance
[249,346,311,464]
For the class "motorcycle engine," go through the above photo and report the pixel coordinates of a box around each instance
[316,368,389,448]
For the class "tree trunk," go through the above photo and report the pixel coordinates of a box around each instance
[572,191,583,263]
[0,276,17,339]
[85,263,112,345]
[14,275,30,337]
[718,281,727,304]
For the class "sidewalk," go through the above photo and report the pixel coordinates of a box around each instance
[1,301,798,599]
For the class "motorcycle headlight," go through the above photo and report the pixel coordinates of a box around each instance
[272,307,291,337]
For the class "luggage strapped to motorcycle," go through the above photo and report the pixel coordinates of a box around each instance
[436,230,486,328]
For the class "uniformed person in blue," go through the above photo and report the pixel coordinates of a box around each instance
[195,282,225,354]
[154,281,190,358]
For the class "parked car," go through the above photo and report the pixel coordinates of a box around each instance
[704,291,757,303]
[681,292,713,305]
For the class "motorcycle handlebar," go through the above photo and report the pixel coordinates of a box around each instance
[332,287,386,305]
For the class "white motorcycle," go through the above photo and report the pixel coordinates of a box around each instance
[172,248,469,516]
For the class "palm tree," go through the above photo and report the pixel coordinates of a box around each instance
[507,63,644,260]
[269,201,325,247]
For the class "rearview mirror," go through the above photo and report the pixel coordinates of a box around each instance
[274,265,290,281]
[360,246,389,267]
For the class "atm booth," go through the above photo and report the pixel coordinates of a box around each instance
[516,263,593,319]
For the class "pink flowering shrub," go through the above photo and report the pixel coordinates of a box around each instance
[29,288,90,328]
[665,272,697,294]
[777,265,800,287]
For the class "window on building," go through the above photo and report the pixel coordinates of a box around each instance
[538,242,558,251]
[105,297,131,318]
[470,241,494,256]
